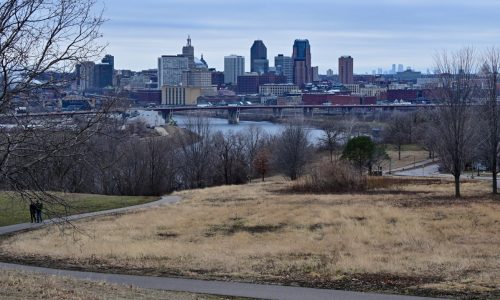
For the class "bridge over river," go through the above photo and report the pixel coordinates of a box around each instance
[2,104,437,125]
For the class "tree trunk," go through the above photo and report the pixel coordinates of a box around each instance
[398,144,401,160]
[492,155,497,194]
[454,174,461,198]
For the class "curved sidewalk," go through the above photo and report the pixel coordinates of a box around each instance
[0,262,437,300]
[0,195,441,300]
[0,195,181,235]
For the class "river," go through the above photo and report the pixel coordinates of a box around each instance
[172,115,324,144]
[128,110,324,144]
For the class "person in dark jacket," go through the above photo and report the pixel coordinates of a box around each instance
[35,200,43,223]
[29,201,36,223]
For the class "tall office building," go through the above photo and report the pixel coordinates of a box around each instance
[78,61,95,91]
[275,54,293,83]
[398,64,404,72]
[292,39,312,87]
[182,35,195,69]
[326,69,334,77]
[391,64,396,75]
[157,55,189,87]
[250,40,268,74]
[339,56,354,84]
[94,54,114,88]
[224,55,245,85]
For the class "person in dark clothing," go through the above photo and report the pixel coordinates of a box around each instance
[35,201,43,223]
[29,201,36,223]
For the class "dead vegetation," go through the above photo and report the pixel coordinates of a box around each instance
[0,178,499,298]
[0,269,224,300]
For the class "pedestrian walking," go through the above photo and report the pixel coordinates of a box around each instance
[29,201,36,223]
[35,200,43,223]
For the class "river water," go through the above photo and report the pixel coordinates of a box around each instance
[129,110,324,144]
[172,115,324,144]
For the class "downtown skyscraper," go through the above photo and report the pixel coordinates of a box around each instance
[250,40,268,74]
[275,54,293,83]
[292,39,312,87]
[224,55,245,85]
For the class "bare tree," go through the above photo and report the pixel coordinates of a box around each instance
[480,47,500,194]
[253,148,271,181]
[433,48,479,198]
[273,124,311,180]
[383,112,413,160]
[319,121,344,162]
[0,0,105,110]
[176,114,214,189]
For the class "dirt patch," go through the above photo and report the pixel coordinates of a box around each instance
[205,219,286,236]
[157,232,179,239]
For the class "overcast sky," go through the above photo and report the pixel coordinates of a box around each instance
[100,0,500,74]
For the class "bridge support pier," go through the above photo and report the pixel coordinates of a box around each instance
[160,110,175,125]
[273,108,283,118]
[227,108,240,124]
[303,107,314,117]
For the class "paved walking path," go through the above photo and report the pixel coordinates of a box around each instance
[0,195,181,235]
[0,195,441,300]
[0,262,437,300]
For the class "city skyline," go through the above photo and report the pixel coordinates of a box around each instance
[100,0,500,73]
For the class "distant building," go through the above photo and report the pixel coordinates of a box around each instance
[224,55,245,85]
[303,93,376,105]
[182,68,212,87]
[78,61,95,91]
[211,70,225,87]
[237,73,260,94]
[161,86,201,105]
[292,39,312,87]
[312,66,319,82]
[396,69,422,82]
[250,40,268,74]
[182,36,195,69]
[326,69,334,77]
[259,83,299,96]
[339,56,354,84]
[274,54,293,83]
[157,55,189,87]
[94,54,114,89]
[398,64,404,72]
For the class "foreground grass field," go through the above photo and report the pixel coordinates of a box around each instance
[0,193,157,226]
[0,178,499,298]
[0,269,229,300]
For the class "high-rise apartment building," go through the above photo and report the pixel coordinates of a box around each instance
[312,66,319,82]
[250,40,268,74]
[275,54,293,83]
[339,55,354,85]
[157,55,189,86]
[224,55,245,85]
[292,39,312,87]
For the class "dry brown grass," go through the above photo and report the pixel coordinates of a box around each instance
[383,149,431,170]
[1,178,499,297]
[0,269,225,299]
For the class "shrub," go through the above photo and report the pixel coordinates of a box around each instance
[290,161,367,193]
